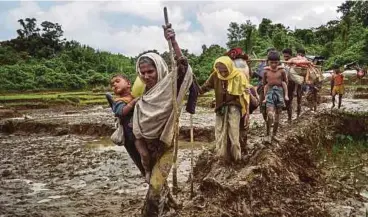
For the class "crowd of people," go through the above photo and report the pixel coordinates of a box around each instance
[105,24,346,217]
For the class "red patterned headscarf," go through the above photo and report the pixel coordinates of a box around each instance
[226,47,249,60]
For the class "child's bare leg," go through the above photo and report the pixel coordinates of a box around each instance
[135,138,151,183]
[282,82,289,101]
[262,85,268,103]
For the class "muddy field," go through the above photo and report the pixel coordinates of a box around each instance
[1,88,368,217]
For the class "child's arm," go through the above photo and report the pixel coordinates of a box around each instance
[113,98,138,117]
[122,98,138,116]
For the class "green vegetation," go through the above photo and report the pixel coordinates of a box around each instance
[0,91,107,108]
[0,1,367,92]
[320,137,368,194]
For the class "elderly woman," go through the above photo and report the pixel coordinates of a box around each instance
[132,24,196,216]
[200,56,250,161]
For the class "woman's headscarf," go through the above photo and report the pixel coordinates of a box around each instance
[226,47,248,60]
[136,52,169,86]
[213,56,250,116]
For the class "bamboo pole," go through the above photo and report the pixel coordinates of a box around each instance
[164,7,179,196]
[189,113,194,198]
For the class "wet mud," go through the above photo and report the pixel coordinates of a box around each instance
[174,110,368,217]
[0,133,203,217]
[1,88,368,217]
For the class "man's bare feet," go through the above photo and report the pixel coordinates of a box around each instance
[285,96,289,101]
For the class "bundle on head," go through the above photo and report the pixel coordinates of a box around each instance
[226,48,248,60]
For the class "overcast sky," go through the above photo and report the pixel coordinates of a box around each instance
[0,0,344,56]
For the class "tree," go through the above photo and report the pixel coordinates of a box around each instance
[240,20,256,53]
[16,18,39,38]
[352,1,368,27]
[226,22,243,49]
[258,18,273,38]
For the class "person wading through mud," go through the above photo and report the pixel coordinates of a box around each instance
[289,48,310,95]
[200,56,250,161]
[282,48,302,122]
[106,75,145,176]
[331,64,345,109]
[262,51,288,143]
[227,48,260,150]
[132,23,197,216]
[255,48,277,122]
[289,48,321,112]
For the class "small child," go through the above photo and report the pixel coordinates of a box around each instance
[331,64,345,109]
[262,55,289,104]
[106,74,145,176]
[108,74,137,127]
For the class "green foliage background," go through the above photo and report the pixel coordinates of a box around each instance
[0,1,367,92]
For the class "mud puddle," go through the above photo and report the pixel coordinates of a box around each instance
[0,133,206,217]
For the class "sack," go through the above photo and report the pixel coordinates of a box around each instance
[294,67,308,76]
[111,117,125,146]
[289,67,305,85]
[308,66,324,83]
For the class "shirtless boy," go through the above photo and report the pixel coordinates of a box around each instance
[262,51,288,143]
[331,64,345,109]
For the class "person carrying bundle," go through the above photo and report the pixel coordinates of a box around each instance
[287,48,323,85]
[282,48,303,121]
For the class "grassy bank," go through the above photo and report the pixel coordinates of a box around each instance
[0,90,216,110]
[0,91,107,109]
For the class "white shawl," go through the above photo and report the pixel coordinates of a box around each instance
[133,52,193,146]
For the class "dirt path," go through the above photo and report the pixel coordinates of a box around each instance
[1,90,368,217]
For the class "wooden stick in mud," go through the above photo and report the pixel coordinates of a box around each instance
[164,7,179,195]
[190,113,194,198]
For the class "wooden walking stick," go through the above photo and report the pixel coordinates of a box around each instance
[164,7,180,195]
[190,113,194,198]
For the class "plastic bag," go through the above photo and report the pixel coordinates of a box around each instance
[110,117,125,146]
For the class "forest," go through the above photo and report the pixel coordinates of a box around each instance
[0,1,367,91]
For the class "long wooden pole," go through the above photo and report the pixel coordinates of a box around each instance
[164,7,179,195]
[190,113,194,198]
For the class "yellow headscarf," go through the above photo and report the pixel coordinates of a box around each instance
[214,56,250,116]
